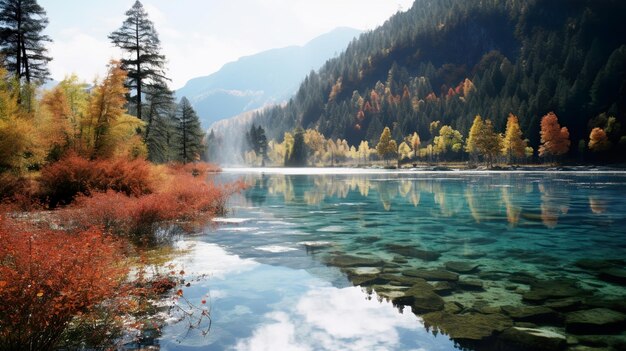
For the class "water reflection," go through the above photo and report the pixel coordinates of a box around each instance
[241,173,614,229]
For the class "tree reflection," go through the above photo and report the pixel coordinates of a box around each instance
[538,182,570,228]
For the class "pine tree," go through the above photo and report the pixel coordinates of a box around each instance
[144,82,175,162]
[174,97,204,163]
[286,128,306,166]
[0,0,51,85]
[109,0,167,121]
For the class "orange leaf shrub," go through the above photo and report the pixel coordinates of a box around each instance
[60,171,243,244]
[38,154,156,207]
[0,215,128,349]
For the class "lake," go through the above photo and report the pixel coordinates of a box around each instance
[154,169,626,351]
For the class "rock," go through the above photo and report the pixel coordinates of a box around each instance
[479,271,508,281]
[379,273,424,287]
[348,273,389,286]
[472,301,501,314]
[509,272,538,285]
[545,297,584,312]
[565,308,626,334]
[468,237,497,245]
[575,259,618,271]
[445,261,480,274]
[422,311,513,341]
[327,254,383,268]
[433,281,456,296]
[457,279,484,291]
[348,267,381,275]
[402,269,459,281]
[583,297,626,313]
[523,279,590,303]
[598,267,626,285]
[501,305,560,324]
[461,252,487,259]
[498,327,567,351]
[444,301,463,314]
[392,280,444,313]
[385,244,441,261]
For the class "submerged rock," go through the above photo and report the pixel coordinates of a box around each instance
[422,311,513,341]
[522,279,590,302]
[457,279,485,291]
[385,244,441,261]
[433,281,456,296]
[392,280,444,313]
[575,259,618,271]
[565,308,626,334]
[501,305,560,324]
[445,261,480,274]
[402,269,459,282]
[598,267,626,285]
[498,327,567,351]
[326,254,383,268]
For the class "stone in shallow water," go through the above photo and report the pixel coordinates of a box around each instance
[565,308,626,334]
[509,271,538,285]
[598,267,626,285]
[422,311,513,341]
[522,279,590,302]
[433,281,456,296]
[498,327,567,351]
[384,244,441,261]
[457,279,484,291]
[501,305,560,324]
[575,259,618,271]
[445,261,480,273]
[444,301,463,314]
[402,269,459,281]
[544,297,584,312]
[392,280,444,313]
[326,254,383,268]
[379,273,424,287]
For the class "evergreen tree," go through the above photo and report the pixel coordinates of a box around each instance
[143,82,175,163]
[109,0,167,121]
[0,0,51,85]
[174,97,204,163]
[285,128,306,166]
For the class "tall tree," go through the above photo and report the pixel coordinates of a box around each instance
[0,0,51,85]
[376,126,397,164]
[539,112,570,158]
[143,82,175,162]
[502,113,527,163]
[285,128,306,166]
[466,115,484,162]
[109,0,167,121]
[588,127,610,152]
[173,97,204,163]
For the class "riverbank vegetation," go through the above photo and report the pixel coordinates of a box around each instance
[0,0,239,349]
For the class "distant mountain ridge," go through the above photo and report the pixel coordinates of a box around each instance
[176,27,362,128]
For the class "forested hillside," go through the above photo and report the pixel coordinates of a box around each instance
[250,0,626,159]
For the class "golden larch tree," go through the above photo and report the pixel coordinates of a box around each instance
[376,126,397,164]
[501,113,527,163]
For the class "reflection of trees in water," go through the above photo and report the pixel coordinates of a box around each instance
[238,174,599,229]
[267,175,295,203]
[588,196,607,214]
[538,182,570,228]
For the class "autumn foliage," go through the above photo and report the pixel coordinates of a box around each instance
[539,112,570,157]
[0,215,127,350]
[38,154,156,207]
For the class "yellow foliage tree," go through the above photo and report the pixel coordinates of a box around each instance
[501,113,527,163]
[376,126,397,164]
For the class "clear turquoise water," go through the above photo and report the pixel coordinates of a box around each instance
[156,169,626,350]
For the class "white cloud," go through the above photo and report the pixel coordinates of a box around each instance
[48,29,121,82]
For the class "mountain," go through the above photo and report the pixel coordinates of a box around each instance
[250,0,626,158]
[176,27,362,128]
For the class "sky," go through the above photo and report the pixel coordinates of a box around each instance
[39,0,414,90]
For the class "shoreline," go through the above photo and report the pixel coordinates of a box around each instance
[222,165,626,175]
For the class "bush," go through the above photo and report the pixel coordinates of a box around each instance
[0,214,128,350]
[60,172,243,245]
[38,154,155,207]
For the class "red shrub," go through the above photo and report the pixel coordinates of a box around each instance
[61,173,243,244]
[167,162,221,178]
[38,154,155,207]
[0,214,128,349]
